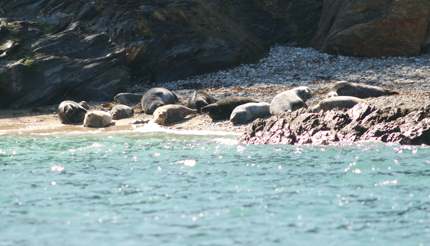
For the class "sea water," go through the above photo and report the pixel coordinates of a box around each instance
[1,133,430,246]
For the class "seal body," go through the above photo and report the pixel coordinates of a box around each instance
[270,86,312,115]
[152,105,197,126]
[83,110,113,128]
[187,90,217,112]
[314,96,363,112]
[230,102,270,125]
[332,81,398,98]
[141,88,178,114]
[202,97,257,121]
[58,100,87,124]
[114,93,143,106]
[111,104,134,120]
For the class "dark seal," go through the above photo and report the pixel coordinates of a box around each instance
[141,88,179,115]
[202,97,257,121]
[58,100,87,124]
[187,90,218,112]
[332,81,398,98]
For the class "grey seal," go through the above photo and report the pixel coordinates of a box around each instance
[83,110,113,128]
[141,88,178,114]
[230,102,271,125]
[313,96,363,112]
[187,90,217,112]
[202,97,257,121]
[114,93,143,106]
[152,105,197,126]
[332,81,398,98]
[270,86,312,115]
[58,100,88,124]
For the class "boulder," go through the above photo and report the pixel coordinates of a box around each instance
[313,0,430,57]
[111,104,134,120]
[58,101,87,125]
[83,110,113,128]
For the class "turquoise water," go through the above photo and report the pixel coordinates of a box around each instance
[1,134,430,246]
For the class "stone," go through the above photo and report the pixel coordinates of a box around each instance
[83,110,113,128]
[111,104,133,120]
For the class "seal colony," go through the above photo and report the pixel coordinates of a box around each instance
[53,81,430,146]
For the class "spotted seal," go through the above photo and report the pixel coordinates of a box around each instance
[187,90,217,112]
[152,105,197,126]
[313,96,363,112]
[202,97,257,121]
[332,81,398,98]
[58,100,88,124]
[270,86,312,115]
[141,88,178,114]
[230,102,271,125]
[83,110,113,128]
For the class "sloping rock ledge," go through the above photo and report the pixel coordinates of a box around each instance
[241,103,430,146]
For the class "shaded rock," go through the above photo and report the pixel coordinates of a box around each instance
[114,93,143,106]
[313,0,430,57]
[111,104,134,120]
[152,105,196,126]
[58,100,87,125]
[83,110,113,128]
[230,102,271,125]
[202,97,257,121]
[141,88,179,115]
[332,81,398,98]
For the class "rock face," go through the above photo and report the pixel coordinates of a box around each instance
[0,0,322,109]
[242,103,430,146]
[313,0,430,57]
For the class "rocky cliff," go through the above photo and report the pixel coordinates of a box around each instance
[0,0,429,108]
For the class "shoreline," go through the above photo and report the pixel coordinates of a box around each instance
[1,83,429,139]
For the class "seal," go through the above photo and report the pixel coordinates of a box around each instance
[230,102,271,125]
[270,86,312,115]
[114,93,143,106]
[313,96,363,112]
[58,100,87,124]
[332,81,398,98]
[187,90,217,112]
[111,104,134,120]
[141,88,179,114]
[202,97,257,121]
[152,105,197,126]
[83,110,113,128]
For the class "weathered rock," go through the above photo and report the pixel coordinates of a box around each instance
[141,88,179,115]
[242,102,430,146]
[0,0,323,109]
[313,0,430,57]
[202,97,257,121]
[83,110,113,128]
[230,102,271,125]
[332,81,398,98]
[58,100,87,125]
[111,104,133,120]
[114,93,143,106]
